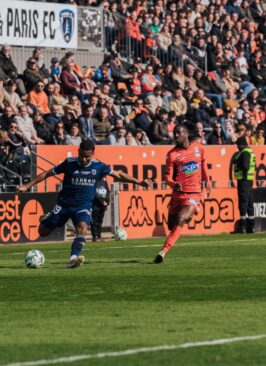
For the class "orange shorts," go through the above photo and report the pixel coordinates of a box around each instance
[168,192,201,230]
[169,192,201,213]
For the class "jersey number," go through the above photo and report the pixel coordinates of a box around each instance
[52,205,62,214]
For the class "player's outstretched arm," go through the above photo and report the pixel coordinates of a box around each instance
[16,169,54,194]
[110,170,153,189]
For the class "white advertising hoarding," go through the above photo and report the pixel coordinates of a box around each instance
[0,1,78,48]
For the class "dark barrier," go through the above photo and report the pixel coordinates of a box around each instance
[0,193,65,244]
[254,188,266,232]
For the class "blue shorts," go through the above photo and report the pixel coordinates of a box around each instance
[41,204,92,230]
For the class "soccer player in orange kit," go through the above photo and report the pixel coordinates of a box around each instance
[154,124,211,263]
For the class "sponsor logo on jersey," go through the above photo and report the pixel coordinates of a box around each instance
[180,161,200,174]
[73,170,79,174]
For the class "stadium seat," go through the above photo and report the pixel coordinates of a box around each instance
[5,160,20,186]
[19,159,31,184]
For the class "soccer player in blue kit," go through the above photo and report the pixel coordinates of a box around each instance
[17,140,152,268]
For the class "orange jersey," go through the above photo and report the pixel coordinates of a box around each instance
[165,141,210,193]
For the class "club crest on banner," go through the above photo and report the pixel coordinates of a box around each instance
[60,9,75,43]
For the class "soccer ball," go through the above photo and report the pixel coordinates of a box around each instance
[25,249,45,269]
[115,227,127,241]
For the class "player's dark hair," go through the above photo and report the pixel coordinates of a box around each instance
[80,139,95,152]
[173,124,188,134]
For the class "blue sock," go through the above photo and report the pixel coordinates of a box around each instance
[71,236,86,257]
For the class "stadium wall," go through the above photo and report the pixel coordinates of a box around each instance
[34,145,266,238]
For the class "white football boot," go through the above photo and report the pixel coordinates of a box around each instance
[66,255,85,268]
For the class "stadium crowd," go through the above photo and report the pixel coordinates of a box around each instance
[1,0,266,168]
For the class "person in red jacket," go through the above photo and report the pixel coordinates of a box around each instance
[154,124,211,263]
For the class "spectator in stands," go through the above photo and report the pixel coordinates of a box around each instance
[134,128,151,145]
[169,89,187,118]
[106,126,127,145]
[207,122,228,145]
[236,99,251,121]
[32,110,53,144]
[67,122,84,146]
[172,66,185,91]
[193,121,207,145]
[62,107,78,134]
[93,107,112,143]
[125,99,151,132]
[44,105,63,131]
[23,58,47,92]
[0,45,26,97]
[143,29,157,61]
[6,121,28,161]
[32,48,50,79]
[184,65,198,92]
[0,105,15,131]
[92,64,113,84]
[250,125,265,145]
[0,78,16,113]
[5,80,23,112]
[60,62,88,102]
[128,68,141,97]
[229,58,255,97]
[249,51,266,89]
[125,130,138,145]
[51,121,71,145]
[222,88,240,110]
[77,105,96,141]
[147,108,172,145]
[45,82,55,109]
[49,82,68,114]
[68,95,83,118]
[109,52,132,89]
[49,57,61,83]
[125,11,143,58]
[141,65,160,97]
[14,104,42,145]
[145,85,163,116]
[194,69,224,108]
[27,81,50,115]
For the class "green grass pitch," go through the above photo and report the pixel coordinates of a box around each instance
[1,233,266,366]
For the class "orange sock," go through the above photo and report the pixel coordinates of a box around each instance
[162,225,182,254]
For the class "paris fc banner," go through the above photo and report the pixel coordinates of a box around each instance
[0,1,77,48]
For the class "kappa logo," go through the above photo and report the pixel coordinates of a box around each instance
[60,9,75,43]
[123,196,153,227]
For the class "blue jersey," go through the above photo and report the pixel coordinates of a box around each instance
[52,158,112,208]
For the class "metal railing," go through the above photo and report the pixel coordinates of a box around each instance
[31,150,62,192]
[103,10,207,73]
[0,163,22,192]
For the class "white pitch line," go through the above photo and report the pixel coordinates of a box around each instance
[2,334,266,366]
[3,237,263,256]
